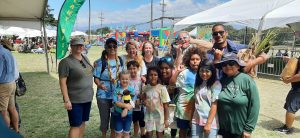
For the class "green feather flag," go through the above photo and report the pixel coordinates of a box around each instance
[56,0,86,59]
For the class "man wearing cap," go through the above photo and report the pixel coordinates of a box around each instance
[0,39,20,133]
[58,38,94,138]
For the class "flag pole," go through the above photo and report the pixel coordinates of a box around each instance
[88,0,91,44]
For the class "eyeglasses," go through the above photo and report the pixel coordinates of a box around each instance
[199,68,212,74]
[178,36,189,41]
[79,60,86,68]
[107,44,118,49]
[212,31,225,36]
[160,57,173,63]
[221,60,236,67]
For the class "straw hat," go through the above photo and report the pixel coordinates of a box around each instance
[0,39,14,51]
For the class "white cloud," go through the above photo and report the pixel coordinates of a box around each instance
[75,0,224,29]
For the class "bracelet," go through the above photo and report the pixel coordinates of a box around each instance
[64,100,70,103]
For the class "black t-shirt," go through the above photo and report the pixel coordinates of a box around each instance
[291,57,300,90]
[144,56,160,69]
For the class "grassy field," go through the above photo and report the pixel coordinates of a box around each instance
[13,46,300,138]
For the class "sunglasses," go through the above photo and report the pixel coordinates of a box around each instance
[79,60,86,68]
[107,44,118,49]
[178,36,189,41]
[199,68,212,74]
[212,31,225,36]
[221,60,237,67]
[160,57,173,63]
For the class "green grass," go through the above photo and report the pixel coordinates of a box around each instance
[13,46,300,138]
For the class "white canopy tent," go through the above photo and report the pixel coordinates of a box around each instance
[174,0,299,31]
[71,31,88,36]
[0,0,50,73]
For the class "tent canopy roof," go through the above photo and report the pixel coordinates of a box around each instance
[0,0,47,30]
[174,0,299,31]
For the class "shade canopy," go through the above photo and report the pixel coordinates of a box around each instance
[174,0,299,31]
[0,0,47,30]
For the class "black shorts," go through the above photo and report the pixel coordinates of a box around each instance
[284,90,300,113]
[132,111,145,127]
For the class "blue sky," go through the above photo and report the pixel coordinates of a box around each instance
[48,0,229,31]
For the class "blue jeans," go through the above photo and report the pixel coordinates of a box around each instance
[191,123,218,138]
[115,113,133,134]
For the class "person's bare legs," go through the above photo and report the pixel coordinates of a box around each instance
[69,126,80,138]
[116,132,122,138]
[102,130,107,138]
[179,129,187,138]
[156,131,164,138]
[146,131,153,138]
[1,111,10,127]
[8,105,19,132]
[110,129,116,138]
[124,132,130,138]
[79,122,86,138]
[133,122,139,138]
[285,112,295,128]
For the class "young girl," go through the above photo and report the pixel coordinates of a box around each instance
[175,46,206,138]
[158,55,180,138]
[113,70,136,138]
[191,60,221,138]
[142,67,170,138]
[127,61,146,138]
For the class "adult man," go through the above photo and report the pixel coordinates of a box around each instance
[174,31,213,66]
[207,24,268,73]
[59,38,94,138]
[0,39,19,133]
[274,56,300,134]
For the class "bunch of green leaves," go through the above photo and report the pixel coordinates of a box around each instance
[249,30,278,57]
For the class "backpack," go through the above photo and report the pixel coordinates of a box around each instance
[15,73,27,96]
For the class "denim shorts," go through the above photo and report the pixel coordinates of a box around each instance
[67,102,92,127]
[176,118,190,129]
[191,123,218,138]
[115,113,133,134]
[284,89,300,113]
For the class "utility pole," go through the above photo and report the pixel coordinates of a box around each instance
[99,11,104,37]
[150,0,153,29]
[160,0,166,28]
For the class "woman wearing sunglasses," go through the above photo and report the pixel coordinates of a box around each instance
[93,38,123,138]
[142,41,159,69]
[215,53,260,138]
[191,60,221,138]
[121,40,147,82]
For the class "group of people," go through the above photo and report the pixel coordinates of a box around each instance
[58,24,299,138]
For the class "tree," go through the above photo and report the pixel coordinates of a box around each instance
[44,5,57,27]
[96,27,111,35]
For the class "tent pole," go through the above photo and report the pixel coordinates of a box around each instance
[243,26,247,44]
[257,15,266,42]
[42,20,50,74]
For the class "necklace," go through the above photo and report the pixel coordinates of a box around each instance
[107,55,120,84]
